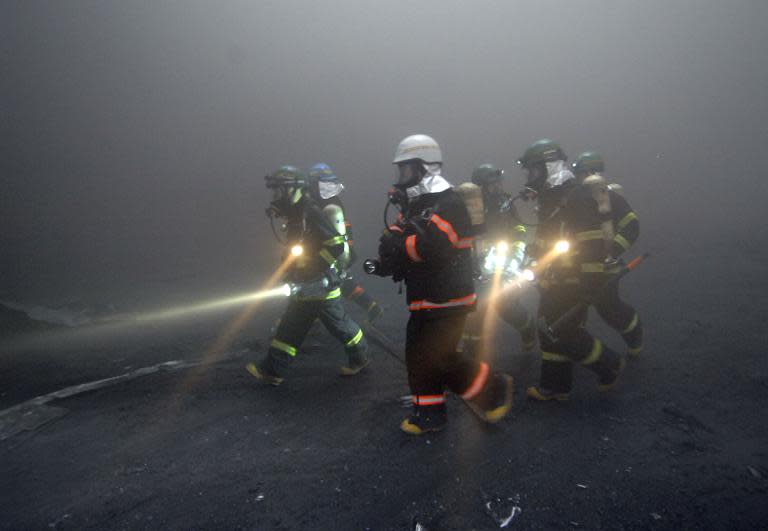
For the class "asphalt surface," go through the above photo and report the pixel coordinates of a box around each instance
[1,240,767,530]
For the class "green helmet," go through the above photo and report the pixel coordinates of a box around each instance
[572,151,605,176]
[471,163,504,185]
[516,139,567,168]
[265,165,307,211]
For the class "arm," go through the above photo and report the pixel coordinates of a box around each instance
[609,192,639,258]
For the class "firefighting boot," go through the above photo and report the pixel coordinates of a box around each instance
[526,386,571,401]
[340,341,370,376]
[622,314,643,357]
[401,404,448,435]
[366,301,384,323]
[245,360,284,386]
[465,374,514,424]
[527,356,572,401]
[597,357,626,392]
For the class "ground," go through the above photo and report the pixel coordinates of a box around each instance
[1,238,766,530]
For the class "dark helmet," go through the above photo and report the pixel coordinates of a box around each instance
[572,151,605,177]
[308,163,338,184]
[265,165,307,189]
[516,139,567,169]
[265,165,307,216]
[471,163,504,186]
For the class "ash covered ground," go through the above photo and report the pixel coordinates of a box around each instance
[1,235,766,530]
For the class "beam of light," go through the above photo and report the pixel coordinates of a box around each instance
[3,254,299,352]
[129,284,291,323]
[476,244,508,363]
[171,252,299,402]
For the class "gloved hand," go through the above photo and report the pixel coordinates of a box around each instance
[378,228,404,263]
[603,256,624,273]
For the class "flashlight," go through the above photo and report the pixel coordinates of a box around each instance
[521,268,535,282]
[290,244,304,257]
[554,240,570,254]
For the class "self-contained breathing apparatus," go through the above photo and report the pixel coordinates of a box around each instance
[265,170,344,299]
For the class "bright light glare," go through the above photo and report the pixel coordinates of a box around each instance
[291,244,304,257]
[554,240,570,254]
[131,285,291,322]
[496,240,509,254]
[521,268,535,282]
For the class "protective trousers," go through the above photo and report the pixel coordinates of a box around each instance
[590,274,643,352]
[341,275,377,315]
[264,294,367,377]
[537,281,622,393]
[462,284,534,357]
[407,312,499,409]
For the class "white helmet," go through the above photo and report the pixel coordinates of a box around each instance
[393,134,442,164]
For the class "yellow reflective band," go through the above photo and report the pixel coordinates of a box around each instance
[581,262,605,273]
[618,212,638,230]
[270,338,297,357]
[576,229,604,242]
[622,314,639,334]
[345,328,363,347]
[296,287,342,301]
[323,235,346,246]
[614,234,631,251]
[541,351,570,363]
[512,241,527,250]
[581,339,603,366]
[319,249,337,265]
[513,224,527,233]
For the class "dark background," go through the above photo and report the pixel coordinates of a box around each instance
[3,0,768,310]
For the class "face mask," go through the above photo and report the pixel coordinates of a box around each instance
[318,181,344,199]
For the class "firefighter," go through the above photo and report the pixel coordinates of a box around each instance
[517,140,625,401]
[246,165,369,385]
[307,163,384,323]
[365,134,513,434]
[571,152,643,356]
[462,163,536,357]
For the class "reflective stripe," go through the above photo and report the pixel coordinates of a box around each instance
[581,339,603,366]
[323,235,346,246]
[576,229,604,242]
[413,394,446,406]
[409,293,477,311]
[405,234,424,262]
[319,249,337,266]
[345,328,363,347]
[513,224,527,234]
[296,287,341,301]
[580,262,605,273]
[270,339,297,357]
[512,241,526,251]
[617,212,638,230]
[541,351,570,363]
[622,314,638,334]
[461,362,490,400]
[430,214,473,249]
[614,234,631,251]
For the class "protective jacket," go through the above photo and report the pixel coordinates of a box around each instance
[532,181,639,281]
[286,197,347,289]
[478,192,528,273]
[316,195,356,266]
[389,188,476,315]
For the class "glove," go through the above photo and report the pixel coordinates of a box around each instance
[603,256,624,273]
[378,229,404,263]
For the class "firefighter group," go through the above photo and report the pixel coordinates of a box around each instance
[246,135,643,436]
